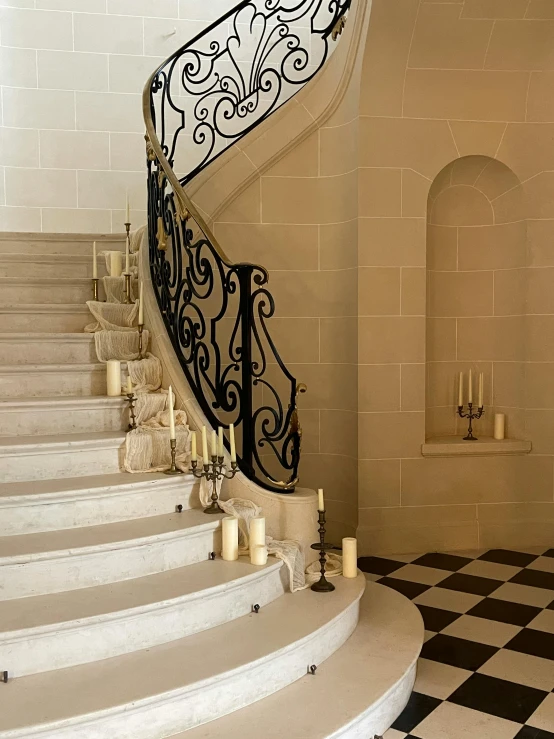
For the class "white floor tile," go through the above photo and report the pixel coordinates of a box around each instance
[442,615,521,648]
[414,587,483,614]
[527,693,554,733]
[491,582,554,608]
[458,559,522,582]
[414,658,472,700]
[479,649,554,692]
[388,564,450,586]
[527,609,554,635]
[411,702,522,739]
[527,556,554,574]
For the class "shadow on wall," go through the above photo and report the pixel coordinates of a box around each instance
[425,156,526,440]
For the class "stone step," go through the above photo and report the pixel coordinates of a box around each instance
[0,305,91,333]
[0,363,107,398]
[0,575,365,738]
[0,431,125,484]
[0,278,97,304]
[0,232,126,255]
[0,254,109,279]
[179,584,422,739]
[0,472,193,535]
[0,509,219,600]
[0,395,127,437]
[0,334,97,365]
[0,557,285,677]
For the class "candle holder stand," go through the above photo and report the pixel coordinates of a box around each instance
[190,455,238,514]
[138,323,145,359]
[311,509,335,593]
[125,222,131,240]
[457,402,485,441]
[126,393,137,430]
[92,278,99,301]
[164,438,185,475]
[123,272,133,304]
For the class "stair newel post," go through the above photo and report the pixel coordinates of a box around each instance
[238,266,254,480]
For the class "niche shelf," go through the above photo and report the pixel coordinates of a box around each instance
[422,436,532,458]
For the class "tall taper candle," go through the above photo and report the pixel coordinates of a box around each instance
[93,241,98,280]
[249,516,266,549]
[191,430,197,462]
[229,423,236,462]
[125,235,130,274]
[138,281,144,324]
[126,375,133,395]
[318,488,325,511]
[468,369,473,404]
[478,372,483,408]
[342,538,358,578]
[211,429,217,458]
[201,426,208,461]
[458,371,463,407]
[106,360,121,397]
[126,193,130,223]
[168,385,176,440]
[222,517,239,561]
[218,426,224,457]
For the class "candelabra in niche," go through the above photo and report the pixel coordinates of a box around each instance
[189,425,238,514]
[457,370,484,441]
[458,402,485,441]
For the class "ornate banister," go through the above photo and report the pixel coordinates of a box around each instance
[143,0,351,492]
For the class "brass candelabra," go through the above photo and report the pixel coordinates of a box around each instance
[163,438,184,476]
[457,402,485,441]
[311,509,335,592]
[190,455,239,514]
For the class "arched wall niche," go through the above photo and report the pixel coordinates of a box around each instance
[425,155,527,440]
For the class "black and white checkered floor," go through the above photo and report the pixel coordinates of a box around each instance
[358,547,554,739]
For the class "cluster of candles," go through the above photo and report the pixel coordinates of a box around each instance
[458,369,484,408]
[92,196,133,280]
[189,424,237,464]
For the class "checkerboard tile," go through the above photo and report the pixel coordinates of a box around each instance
[360,547,554,738]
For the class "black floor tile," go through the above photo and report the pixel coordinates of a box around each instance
[421,633,498,671]
[357,556,404,577]
[378,577,430,600]
[416,604,461,632]
[448,673,548,724]
[548,599,554,611]
[515,727,554,739]
[479,549,539,568]
[412,552,473,571]
[467,597,541,627]
[511,569,554,592]
[506,628,554,661]
[438,572,502,597]
[391,691,442,733]
[544,549,554,559]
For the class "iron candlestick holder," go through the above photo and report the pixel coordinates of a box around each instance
[138,323,144,359]
[92,278,99,301]
[164,438,185,475]
[457,402,484,441]
[311,509,335,593]
[190,455,238,514]
[126,393,137,430]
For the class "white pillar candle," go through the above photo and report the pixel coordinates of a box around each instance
[458,371,463,407]
[249,516,266,549]
[138,281,144,324]
[167,386,176,440]
[125,193,130,223]
[478,373,484,408]
[125,235,130,274]
[191,431,197,462]
[126,375,133,395]
[468,369,473,404]
[229,423,236,462]
[342,538,358,579]
[92,241,98,280]
[222,517,239,561]
[110,251,123,278]
[494,413,505,440]
[250,545,268,566]
[211,429,217,458]
[106,360,121,397]
[201,426,208,461]
[317,488,325,511]
[218,426,224,457]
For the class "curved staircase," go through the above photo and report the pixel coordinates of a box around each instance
[0,233,421,737]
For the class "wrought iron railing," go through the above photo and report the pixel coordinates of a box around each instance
[143,0,351,492]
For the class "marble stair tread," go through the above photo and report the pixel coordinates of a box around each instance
[0,557,282,634]
[0,395,125,415]
[179,583,423,739]
[0,333,94,341]
[0,335,97,365]
[0,575,365,736]
[0,509,209,561]
[0,232,126,255]
[0,304,89,314]
[0,430,125,452]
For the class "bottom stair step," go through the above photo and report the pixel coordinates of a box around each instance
[0,576,366,739]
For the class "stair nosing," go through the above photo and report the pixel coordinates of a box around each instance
[0,395,125,410]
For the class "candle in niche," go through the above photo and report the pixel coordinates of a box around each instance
[168,385,176,440]
[251,545,268,566]
[494,413,505,440]
[191,431,197,462]
[468,370,473,404]
[218,426,224,457]
[249,516,266,549]
[125,193,130,223]
[211,429,217,458]
[318,488,325,511]
[342,538,358,579]
[478,373,484,408]
[138,281,144,324]
[106,360,121,397]
[229,423,236,462]
[125,235,130,274]
[222,517,239,561]
[458,372,463,407]
[201,426,208,461]
[93,241,98,280]
[126,375,133,395]
[110,251,123,278]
